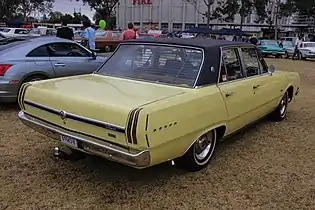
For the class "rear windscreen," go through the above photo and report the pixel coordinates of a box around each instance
[97,44,204,87]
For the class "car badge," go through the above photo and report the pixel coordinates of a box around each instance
[59,110,67,120]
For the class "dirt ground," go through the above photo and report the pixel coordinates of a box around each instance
[0,59,314,209]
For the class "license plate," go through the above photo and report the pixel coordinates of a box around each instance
[60,135,78,147]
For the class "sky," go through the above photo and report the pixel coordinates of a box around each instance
[53,0,95,20]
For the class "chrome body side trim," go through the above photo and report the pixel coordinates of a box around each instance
[23,100,125,133]
[18,111,150,168]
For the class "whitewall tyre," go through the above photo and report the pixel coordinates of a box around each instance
[270,91,289,121]
[176,129,217,172]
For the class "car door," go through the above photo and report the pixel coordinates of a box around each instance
[240,47,286,118]
[48,42,101,77]
[217,47,257,134]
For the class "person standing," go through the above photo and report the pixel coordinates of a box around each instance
[120,23,137,41]
[82,20,96,50]
[56,19,74,40]
[292,35,302,60]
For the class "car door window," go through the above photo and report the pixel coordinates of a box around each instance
[220,48,243,82]
[14,29,28,34]
[27,45,50,57]
[47,43,90,57]
[241,48,261,77]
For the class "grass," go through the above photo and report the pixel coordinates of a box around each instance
[0,59,314,209]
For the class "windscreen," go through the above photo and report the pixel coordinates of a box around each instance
[304,43,315,48]
[96,44,203,87]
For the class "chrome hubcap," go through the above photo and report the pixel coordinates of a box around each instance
[280,96,287,116]
[194,133,213,160]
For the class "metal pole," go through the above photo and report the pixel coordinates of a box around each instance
[274,0,280,39]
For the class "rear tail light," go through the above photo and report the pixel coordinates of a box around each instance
[0,64,12,76]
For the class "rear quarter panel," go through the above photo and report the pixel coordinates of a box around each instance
[137,85,228,165]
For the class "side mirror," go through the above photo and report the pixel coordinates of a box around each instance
[268,65,275,74]
[91,51,97,60]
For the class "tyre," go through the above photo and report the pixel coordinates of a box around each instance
[104,46,111,52]
[285,52,289,59]
[22,75,48,83]
[176,129,217,172]
[269,91,289,121]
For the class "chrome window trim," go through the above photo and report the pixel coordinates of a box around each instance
[95,42,205,89]
[23,100,126,132]
[217,46,271,86]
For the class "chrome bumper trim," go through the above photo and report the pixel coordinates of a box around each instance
[18,111,150,168]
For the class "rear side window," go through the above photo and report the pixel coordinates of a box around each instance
[220,48,243,82]
[241,48,261,77]
[0,28,11,33]
[27,45,50,57]
[14,29,28,34]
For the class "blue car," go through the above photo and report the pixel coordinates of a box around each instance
[257,40,286,58]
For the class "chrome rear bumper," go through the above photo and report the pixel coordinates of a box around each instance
[18,111,150,168]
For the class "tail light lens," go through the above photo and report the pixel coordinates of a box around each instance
[0,64,12,76]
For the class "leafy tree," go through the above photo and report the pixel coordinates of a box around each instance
[216,0,240,23]
[239,0,253,28]
[47,11,91,24]
[16,0,54,21]
[253,0,269,23]
[78,0,119,28]
[281,0,315,21]
[185,0,222,27]
[0,0,22,21]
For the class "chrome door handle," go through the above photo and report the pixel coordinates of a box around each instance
[54,63,66,67]
[225,92,233,97]
[253,85,260,89]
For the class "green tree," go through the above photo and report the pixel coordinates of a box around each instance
[216,0,240,23]
[17,0,54,21]
[47,11,63,23]
[185,0,222,27]
[0,0,21,21]
[253,0,269,23]
[78,0,119,28]
[280,0,315,20]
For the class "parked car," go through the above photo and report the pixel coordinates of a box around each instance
[0,33,5,39]
[257,39,285,58]
[297,42,315,60]
[18,39,300,172]
[282,41,294,58]
[0,36,107,102]
[0,28,30,37]
[74,30,122,52]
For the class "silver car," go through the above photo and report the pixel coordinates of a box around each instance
[0,36,107,102]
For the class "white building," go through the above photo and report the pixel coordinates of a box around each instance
[116,0,293,32]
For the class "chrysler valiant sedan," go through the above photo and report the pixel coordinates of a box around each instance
[18,38,300,172]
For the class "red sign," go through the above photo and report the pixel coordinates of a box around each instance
[132,0,152,5]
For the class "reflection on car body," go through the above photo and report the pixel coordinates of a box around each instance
[18,38,300,172]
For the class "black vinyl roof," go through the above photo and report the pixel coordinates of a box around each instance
[124,37,254,49]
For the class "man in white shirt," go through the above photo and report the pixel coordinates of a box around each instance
[292,35,302,60]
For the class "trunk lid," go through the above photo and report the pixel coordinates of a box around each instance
[22,74,186,147]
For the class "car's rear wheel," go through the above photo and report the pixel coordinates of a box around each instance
[176,129,217,172]
[22,75,48,83]
[269,91,289,121]
[285,52,289,59]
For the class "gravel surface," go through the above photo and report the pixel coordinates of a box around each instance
[1,59,314,209]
